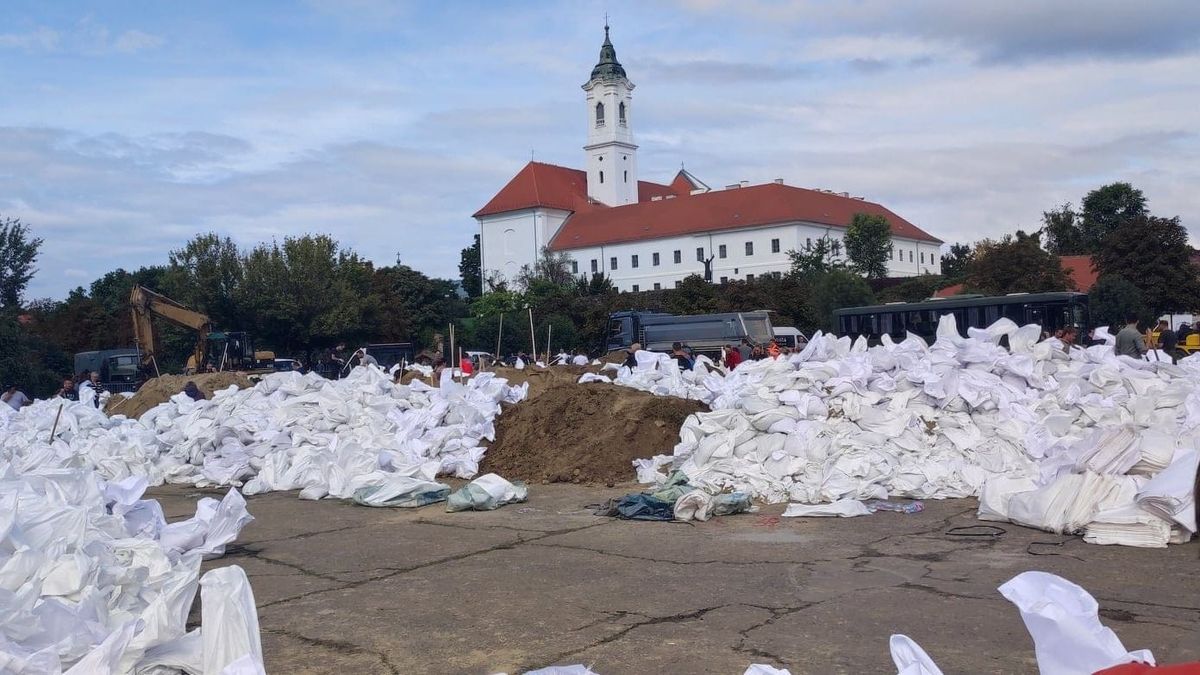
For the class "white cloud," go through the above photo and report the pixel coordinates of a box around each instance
[112,29,164,54]
[0,26,60,51]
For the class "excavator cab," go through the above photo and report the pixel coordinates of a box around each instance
[205,332,275,372]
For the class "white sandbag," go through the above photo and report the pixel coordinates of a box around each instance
[1083,504,1172,548]
[523,666,601,675]
[1136,447,1199,532]
[674,490,714,522]
[998,571,1154,675]
[781,500,871,518]
[889,634,944,675]
[200,566,264,675]
[446,473,528,512]
[744,666,792,675]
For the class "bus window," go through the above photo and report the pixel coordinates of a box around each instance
[967,307,981,327]
[879,313,893,336]
[1003,303,1024,323]
[985,305,1000,324]
[1026,305,1044,330]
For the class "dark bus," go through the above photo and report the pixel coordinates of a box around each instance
[833,292,1090,342]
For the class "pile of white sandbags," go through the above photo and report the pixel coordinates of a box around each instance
[1,367,527,502]
[610,316,1197,546]
[0,463,259,673]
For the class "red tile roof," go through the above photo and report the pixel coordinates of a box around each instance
[475,161,941,247]
[550,181,941,249]
[473,161,680,218]
[934,255,1097,298]
[1059,255,1098,292]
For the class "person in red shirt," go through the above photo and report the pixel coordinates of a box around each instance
[459,355,474,376]
[724,344,742,370]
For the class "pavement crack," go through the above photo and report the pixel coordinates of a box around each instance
[263,628,401,674]
[528,541,805,567]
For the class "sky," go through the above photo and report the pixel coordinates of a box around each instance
[2,0,1199,299]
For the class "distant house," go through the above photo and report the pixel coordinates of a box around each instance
[935,254,1099,298]
[474,26,944,294]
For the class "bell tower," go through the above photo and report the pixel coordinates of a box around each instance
[582,24,638,206]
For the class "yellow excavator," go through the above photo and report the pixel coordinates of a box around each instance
[129,286,274,375]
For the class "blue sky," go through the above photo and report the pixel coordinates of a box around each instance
[3,0,1199,299]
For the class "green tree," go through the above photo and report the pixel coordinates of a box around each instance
[939,243,974,282]
[1041,203,1086,256]
[878,274,947,303]
[786,236,844,278]
[0,314,69,397]
[373,265,464,348]
[1080,182,1147,252]
[844,213,892,279]
[1092,215,1200,314]
[965,231,1073,295]
[166,233,245,329]
[516,246,575,289]
[459,234,482,298]
[0,216,43,310]
[665,274,718,314]
[809,269,875,332]
[1088,275,1152,329]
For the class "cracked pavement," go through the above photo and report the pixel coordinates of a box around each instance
[152,484,1200,674]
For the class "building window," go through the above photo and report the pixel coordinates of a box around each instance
[696,247,705,262]
[590,259,598,273]
[747,273,755,280]
[674,280,680,288]
[653,282,661,290]
[806,237,812,250]
[618,101,626,124]
[909,250,913,262]
[652,252,660,266]
[632,284,639,292]
[720,276,728,284]
[920,252,925,264]
[745,242,754,256]
[599,171,604,184]
[623,170,628,183]
[718,244,727,259]
[571,260,578,274]
[890,246,895,260]
[772,271,782,279]
[631,254,639,268]
[610,256,617,270]
[673,250,682,264]
[595,102,604,126]
[771,238,780,253]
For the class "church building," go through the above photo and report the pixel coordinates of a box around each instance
[474,27,943,293]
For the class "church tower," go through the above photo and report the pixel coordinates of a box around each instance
[582,25,638,207]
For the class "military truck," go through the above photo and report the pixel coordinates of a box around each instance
[605,310,775,359]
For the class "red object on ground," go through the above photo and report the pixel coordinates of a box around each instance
[1096,663,1200,674]
[725,348,742,370]
[460,357,473,376]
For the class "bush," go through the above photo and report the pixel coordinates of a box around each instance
[1089,275,1152,329]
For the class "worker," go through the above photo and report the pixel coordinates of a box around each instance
[57,378,78,401]
[767,340,781,359]
[3,384,32,411]
[738,338,753,362]
[671,342,694,370]
[723,344,742,370]
[1156,319,1178,362]
[183,381,205,402]
[460,354,474,376]
[572,350,588,366]
[1060,326,1079,352]
[1115,314,1147,359]
[623,343,640,369]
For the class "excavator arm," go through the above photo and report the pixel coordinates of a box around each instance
[129,286,214,374]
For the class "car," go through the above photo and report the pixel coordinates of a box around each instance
[273,358,301,372]
[772,326,808,350]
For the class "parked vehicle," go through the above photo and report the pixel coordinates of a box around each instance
[772,326,807,350]
[606,310,775,358]
[833,292,1090,343]
[73,348,143,394]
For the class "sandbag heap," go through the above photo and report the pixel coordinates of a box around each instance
[1,367,527,501]
[0,465,259,673]
[605,316,1198,547]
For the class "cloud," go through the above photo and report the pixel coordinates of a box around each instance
[638,57,807,83]
[0,27,60,51]
[112,29,164,54]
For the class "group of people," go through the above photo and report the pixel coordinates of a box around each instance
[619,337,790,372]
[54,371,105,408]
[1115,316,1191,363]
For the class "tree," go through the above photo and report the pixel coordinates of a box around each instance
[1041,203,1086,256]
[666,274,718,314]
[877,274,946,303]
[373,265,465,348]
[809,269,874,332]
[459,234,482,298]
[939,243,974,282]
[786,236,844,278]
[1080,182,1147,252]
[0,216,43,310]
[166,233,244,329]
[516,247,575,289]
[844,213,892,279]
[965,231,1073,295]
[1092,215,1200,314]
[1088,275,1151,329]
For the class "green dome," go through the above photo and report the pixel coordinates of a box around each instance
[589,26,627,81]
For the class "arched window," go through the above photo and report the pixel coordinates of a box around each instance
[595,102,605,126]
[599,171,604,184]
[618,101,626,124]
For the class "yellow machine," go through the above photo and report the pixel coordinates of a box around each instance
[129,286,275,375]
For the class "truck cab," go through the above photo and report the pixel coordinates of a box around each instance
[74,349,144,394]
[606,310,775,359]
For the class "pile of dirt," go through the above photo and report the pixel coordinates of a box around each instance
[105,372,254,419]
[481,381,705,485]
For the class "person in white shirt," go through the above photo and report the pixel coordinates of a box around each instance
[571,351,588,366]
[3,385,32,411]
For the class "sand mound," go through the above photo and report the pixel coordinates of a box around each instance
[481,381,705,485]
[105,372,254,419]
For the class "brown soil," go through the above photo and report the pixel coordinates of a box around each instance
[105,372,254,419]
[481,381,705,485]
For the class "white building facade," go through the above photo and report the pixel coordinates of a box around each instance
[474,27,943,293]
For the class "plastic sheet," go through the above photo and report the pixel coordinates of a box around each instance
[889,635,944,675]
[446,473,528,512]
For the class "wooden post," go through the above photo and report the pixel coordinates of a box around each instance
[495,313,503,367]
[528,308,537,362]
[448,323,455,377]
[546,324,552,364]
[49,402,64,442]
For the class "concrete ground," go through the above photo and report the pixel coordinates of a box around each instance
[154,484,1200,675]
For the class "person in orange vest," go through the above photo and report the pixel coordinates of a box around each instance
[459,355,474,376]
